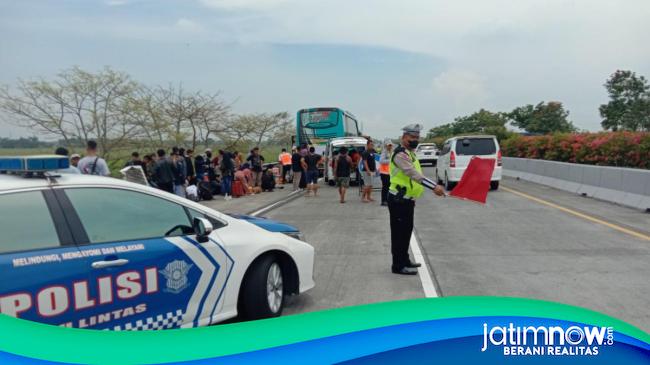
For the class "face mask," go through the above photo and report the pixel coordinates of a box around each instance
[408,140,419,149]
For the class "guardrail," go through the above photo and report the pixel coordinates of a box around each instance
[502,157,650,211]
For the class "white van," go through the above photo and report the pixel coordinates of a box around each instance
[324,136,368,186]
[435,135,502,190]
[415,143,438,166]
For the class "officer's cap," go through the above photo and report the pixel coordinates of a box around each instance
[402,123,423,136]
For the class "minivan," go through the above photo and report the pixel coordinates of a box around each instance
[435,135,502,190]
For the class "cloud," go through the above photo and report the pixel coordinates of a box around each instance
[174,18,204,33]
[106,0,128,6]
[431,69,489,119]
[198,0,289,10]
[2,0,650,132]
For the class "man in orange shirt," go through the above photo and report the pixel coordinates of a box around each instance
[278,148,292,184]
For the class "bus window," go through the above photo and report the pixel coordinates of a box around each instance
[344,114,359,136]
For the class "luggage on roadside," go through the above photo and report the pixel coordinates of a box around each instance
[261,171,276,192]
[198,181,214,201]
[210,180,221,195]
[232,180,245,198]
[186,184,200,202]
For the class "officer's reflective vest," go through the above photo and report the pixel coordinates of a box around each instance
[389,147,425,199]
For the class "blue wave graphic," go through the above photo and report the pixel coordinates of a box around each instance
[174,316,650,364]
[1,316,648,364]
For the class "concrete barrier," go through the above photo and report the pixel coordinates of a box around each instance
[503,157,650,211]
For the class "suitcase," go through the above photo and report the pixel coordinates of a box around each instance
[231,180,245,198]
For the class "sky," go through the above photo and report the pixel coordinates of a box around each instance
[1,0,649,139]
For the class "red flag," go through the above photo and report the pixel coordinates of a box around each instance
[449,157,495,204]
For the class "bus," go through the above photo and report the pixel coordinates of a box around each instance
[295,107,362,151]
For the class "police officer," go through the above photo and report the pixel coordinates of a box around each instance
[389,124,446,275]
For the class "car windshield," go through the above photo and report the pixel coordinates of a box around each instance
[333,146,365,154]
[455,138,496,155]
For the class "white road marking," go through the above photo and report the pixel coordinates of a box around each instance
[250,190,303,217]
[410,232,439,298]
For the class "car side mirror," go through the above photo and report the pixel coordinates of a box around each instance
[435,151,441,156]
[193,217,213,243]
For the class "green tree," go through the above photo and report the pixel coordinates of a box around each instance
[508,101,575,134]
[427,109,511,140]
[599,70,650,131]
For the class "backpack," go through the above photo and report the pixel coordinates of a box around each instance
[198,181,213,200]
[89,157,100,175]
[261,172,275,191]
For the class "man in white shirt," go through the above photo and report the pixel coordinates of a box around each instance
[77,140,110,176]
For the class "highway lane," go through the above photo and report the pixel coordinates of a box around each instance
[256,169,649,332]
[416,167,650,332]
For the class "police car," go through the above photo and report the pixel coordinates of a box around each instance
[0,156,314,330]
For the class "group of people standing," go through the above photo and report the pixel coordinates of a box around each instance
[278,145,323,197]
[330,138,394,205]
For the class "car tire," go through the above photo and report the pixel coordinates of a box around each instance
[445,172,456,191]
[490,181,499,190]
[240,255,284,320]
[435,168,442,184]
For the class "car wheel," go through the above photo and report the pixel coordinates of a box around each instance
[490,181,499,190]
[240,255,284,320]
[445,172,456,191]
[435,168,442,184]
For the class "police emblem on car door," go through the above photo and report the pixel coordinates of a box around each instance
[161,260,193,294]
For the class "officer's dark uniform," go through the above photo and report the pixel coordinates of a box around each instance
[388,124,439,274]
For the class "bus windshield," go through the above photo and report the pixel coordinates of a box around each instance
[300,110,338,130]
[296,107,360,146]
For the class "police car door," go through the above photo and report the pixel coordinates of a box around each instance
[0,189,91,327]
[57,187,232,330]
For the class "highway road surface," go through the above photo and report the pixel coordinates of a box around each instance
[205,166,650,332]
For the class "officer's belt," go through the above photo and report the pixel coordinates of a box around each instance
[388,190,415,200]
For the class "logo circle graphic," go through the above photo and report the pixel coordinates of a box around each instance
[565,326,585,345]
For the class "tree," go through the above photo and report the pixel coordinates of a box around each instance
[508,101,575,134]
[267,114,294,147]
[121,85,231,150]
[0,66,141,158]
[599,70,650,131]
[215,112,293,151]
[427,109,510,140]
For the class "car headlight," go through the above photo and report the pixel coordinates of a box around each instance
[284,231,306,242]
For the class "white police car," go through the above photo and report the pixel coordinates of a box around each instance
[0,156,314,330]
